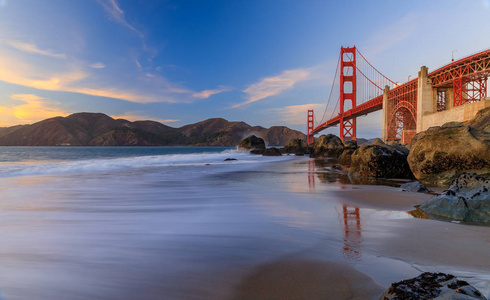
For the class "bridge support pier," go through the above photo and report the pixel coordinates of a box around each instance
[416,66,435,133]
[382,85,390,142]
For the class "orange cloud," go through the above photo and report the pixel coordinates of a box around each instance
[0,94,70,126]
[192,86,232,99]
[6,40,66,59]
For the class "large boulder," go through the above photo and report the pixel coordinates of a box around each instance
[380,272,486,300]
[348,139,413,179]
[238,135,266,153]
[311,134,345,158]
[282,139,310,155]
[420,173,490,224]
[407,108,490,186]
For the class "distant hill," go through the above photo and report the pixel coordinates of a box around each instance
[0,113,306,146]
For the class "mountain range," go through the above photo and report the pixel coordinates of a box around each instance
[0,113,306,146]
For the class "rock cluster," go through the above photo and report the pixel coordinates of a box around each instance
[380,272,486,300]
[237,135,282,156]
[407,107,490,186]
[420,173,490,225]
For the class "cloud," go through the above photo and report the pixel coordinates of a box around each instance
[0,53,177,103]
[6,40,66,59]
[95,0,144,38]
[233,68,311,108]
[274,103,325,126]
[193,86,233,99]
[90,62,106,69]
[0,94,69,126]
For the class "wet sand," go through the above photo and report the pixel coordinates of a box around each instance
[225,159,490,300]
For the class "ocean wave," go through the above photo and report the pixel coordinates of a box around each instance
[0,149,291,178]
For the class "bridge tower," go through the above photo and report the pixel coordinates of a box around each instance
[306,110,314,144]
[340,46,357,141]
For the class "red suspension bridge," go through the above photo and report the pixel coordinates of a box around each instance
[307,46,490,144]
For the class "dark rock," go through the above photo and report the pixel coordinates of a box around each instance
[310,134,345,158]
[387,141,410,155]
[407,107,490,186]
[420,173,490,224]
[338,149,355,168]
[380,272,486,299]
[401,181,429,193]
[348,140,413,179]
[250,149,264,155]
[343,139,358,150]
[262,147,282,156]
[238,135,266,153]
[282,139,310,155]
[224,158,237,161]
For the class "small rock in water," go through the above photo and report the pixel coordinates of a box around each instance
[224,158,237,161]
[380,272,486,300]
[400,181,429,193]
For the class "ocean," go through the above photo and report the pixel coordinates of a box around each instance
[0,147,489,299]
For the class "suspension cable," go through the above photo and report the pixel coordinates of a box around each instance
[318,52,341,126]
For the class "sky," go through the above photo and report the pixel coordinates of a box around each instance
[0,0,489,138]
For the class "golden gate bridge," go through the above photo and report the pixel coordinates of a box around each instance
[307,46,490,144]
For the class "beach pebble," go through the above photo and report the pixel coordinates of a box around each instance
[380,272,487,300]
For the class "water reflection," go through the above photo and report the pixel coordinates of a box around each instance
[339,205,362,261]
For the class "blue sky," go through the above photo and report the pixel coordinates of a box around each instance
[0,0,489,138]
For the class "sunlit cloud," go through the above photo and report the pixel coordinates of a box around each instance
[193,86,233,99]
[90,62,106,69]
[0,94,69,126]
[95,0,144,38]
[6,40,66,59]
[233,68,311,108]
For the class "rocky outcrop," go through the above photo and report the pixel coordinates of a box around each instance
[282,139,310,155]
[238,135,266,152]
[348,139,413,179]
[310,134,345,158]
[407,108,490,186]
[420,173,490,225]
[400,181,429,193]
[381,272,486,300]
